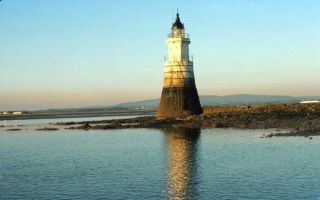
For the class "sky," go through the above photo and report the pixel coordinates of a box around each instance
[0,0,319,110]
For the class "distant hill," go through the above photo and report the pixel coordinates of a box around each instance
[31,94,320,113]
[110,94,320,109]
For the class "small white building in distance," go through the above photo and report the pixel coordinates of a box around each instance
[12,111,22,115]
[300,100,320,104]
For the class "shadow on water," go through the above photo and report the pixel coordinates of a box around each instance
[162,127,201,200]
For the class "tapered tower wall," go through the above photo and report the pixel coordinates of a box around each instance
[157,13,202,119]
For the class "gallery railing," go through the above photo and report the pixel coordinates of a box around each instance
[167,33,190,39]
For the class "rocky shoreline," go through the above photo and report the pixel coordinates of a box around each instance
[55,103,320,137]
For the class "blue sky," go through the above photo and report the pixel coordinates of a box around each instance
[0,0,319,110]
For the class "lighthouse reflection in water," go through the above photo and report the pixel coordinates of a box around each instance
[163,127,200,199]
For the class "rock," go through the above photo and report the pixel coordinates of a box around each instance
[5,128,21,131]
[81,123,91,130]
[212,122,224,128]
[265,133,274,138]
[36,127,59,131]
[67,122,91,130]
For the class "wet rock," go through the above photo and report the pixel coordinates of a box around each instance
[265,133,274,138]
[36,127,59,131]
[81,123,91,129]
[212,122,225,128]
[5,128,21,131]
[67,122,91,130]
[91,123,120,129]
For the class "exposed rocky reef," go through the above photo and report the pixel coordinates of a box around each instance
[5,128,22,131]
[56,103,320,137]
[36,127,59,131]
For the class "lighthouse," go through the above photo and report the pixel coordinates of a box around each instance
[157,12,202,119]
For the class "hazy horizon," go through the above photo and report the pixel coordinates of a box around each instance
[2,93,320,111]
[1,0,319,110]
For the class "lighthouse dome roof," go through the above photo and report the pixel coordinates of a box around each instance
[172,13,184,29]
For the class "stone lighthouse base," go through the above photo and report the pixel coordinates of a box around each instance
[157,85,203,119]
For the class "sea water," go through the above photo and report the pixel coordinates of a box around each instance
[1,117,320,199]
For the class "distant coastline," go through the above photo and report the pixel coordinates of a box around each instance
[0,109,155,121]
[2,94,320,120]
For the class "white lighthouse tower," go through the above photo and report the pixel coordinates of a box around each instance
[157,12,202,119]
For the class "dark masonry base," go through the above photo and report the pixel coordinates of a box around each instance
[157,86,203,119]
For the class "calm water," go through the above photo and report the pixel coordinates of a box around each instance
[1,117,320,199]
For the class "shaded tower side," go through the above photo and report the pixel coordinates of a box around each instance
[157,13,202,119]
